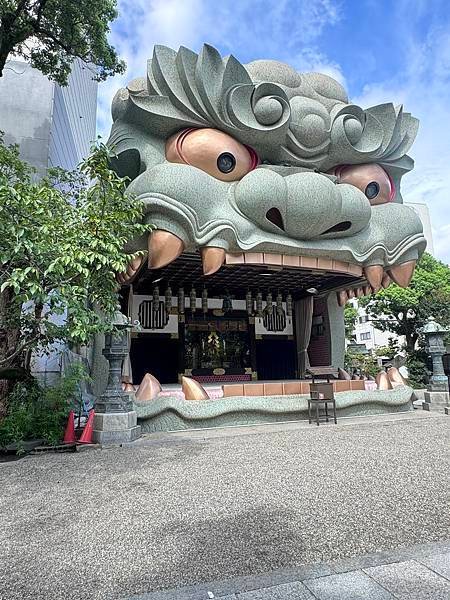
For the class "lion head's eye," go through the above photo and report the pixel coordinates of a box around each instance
[365,181,380,200]
[331,164,395,205]
[165,128,258,182]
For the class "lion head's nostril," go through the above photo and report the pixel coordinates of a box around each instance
[266,207,285,231]
[321,221,352,235]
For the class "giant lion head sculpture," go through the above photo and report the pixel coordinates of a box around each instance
[108,44,425,299]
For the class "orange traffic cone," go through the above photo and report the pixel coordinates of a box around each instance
[63,410,77,444]
[78,411,95,444]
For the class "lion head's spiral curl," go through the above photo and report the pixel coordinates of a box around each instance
[225,81,291,148]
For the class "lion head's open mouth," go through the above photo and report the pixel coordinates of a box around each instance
[122,232,419,308]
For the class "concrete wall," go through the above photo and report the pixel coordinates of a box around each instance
[0,60,54,175]
[0,58,98,173]
[327,293,345,368]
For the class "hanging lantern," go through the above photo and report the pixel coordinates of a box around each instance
[276,291,283,316]
[222,292,232,314]
[202,288,208,314]
[256,291,263,317]
[265,292,273,316]
[152,285,159,313]
[177,287,185,314]
[286,292,293,317]
[165,285,172,315]
[245,290,253,316]
[190,287,196,313]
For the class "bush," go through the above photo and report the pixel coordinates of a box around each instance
[406,350,430,389]
[344,350,379,378]
[0,366,87,452]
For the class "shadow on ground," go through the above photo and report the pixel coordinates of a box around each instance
[125,505,307,595]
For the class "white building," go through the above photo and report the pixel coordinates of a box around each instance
[353,305,404,351]
[0,58,97,173]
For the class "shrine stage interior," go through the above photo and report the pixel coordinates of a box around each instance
[121,251,362,387]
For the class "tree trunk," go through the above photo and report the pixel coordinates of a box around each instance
[406,333,418,353]
[0,288,22,418]
[0,1,32,79]
[0,49,8,78]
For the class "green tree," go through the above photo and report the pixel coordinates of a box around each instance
[344,304,358,342]
[374,337,400,360]
[0,136,151,417]
[360,253,450,353]
[344,350,378,378]
[0,0,125,84]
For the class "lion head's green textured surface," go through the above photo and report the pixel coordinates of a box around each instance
[107,44,425,269]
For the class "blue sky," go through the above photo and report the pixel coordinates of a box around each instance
[97,0,450,263]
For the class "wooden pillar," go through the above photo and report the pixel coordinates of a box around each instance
[178,315,185,379]
[248,316,258,378]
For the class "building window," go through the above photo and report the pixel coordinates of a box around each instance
[138,300,169,329]
[263,308,286,332]
[359,315,369,323]
[360,332,371,341]
[311,314,325,337]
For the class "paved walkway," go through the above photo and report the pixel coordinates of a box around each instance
[0,411,449,599]
[130,540,450,599]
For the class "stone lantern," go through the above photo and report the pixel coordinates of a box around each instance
[422,317,449,412]
[92,308,141,444]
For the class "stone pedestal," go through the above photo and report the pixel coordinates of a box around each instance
[94,309,142,446]
[92,410,141,445]
[421,318,450,414]
[422,390,450,412]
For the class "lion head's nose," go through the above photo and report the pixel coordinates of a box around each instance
[235,169,371,240]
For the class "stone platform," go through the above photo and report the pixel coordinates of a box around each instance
[422,390,450,412]
[134,385,414,433]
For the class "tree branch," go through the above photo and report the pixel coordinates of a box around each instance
[8,0,31,26]
[31,25,89,60]
[0,333,40,367]
[35,0,48,24]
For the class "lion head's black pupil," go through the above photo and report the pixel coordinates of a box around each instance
[217,152,236,173]
[365,181,379,199]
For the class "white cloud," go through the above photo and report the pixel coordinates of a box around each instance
[97,0,343,138]
[207,0,341,54]
[292,48,346,87]
[97,0,207,138]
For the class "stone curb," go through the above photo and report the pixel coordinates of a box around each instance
[125,539,450,599]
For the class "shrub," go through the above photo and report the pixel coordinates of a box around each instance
[0,365,87,452]
[344,350,379,378]
[406,350,430,389]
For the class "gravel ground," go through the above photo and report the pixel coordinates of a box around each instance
[0,413,449,600]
